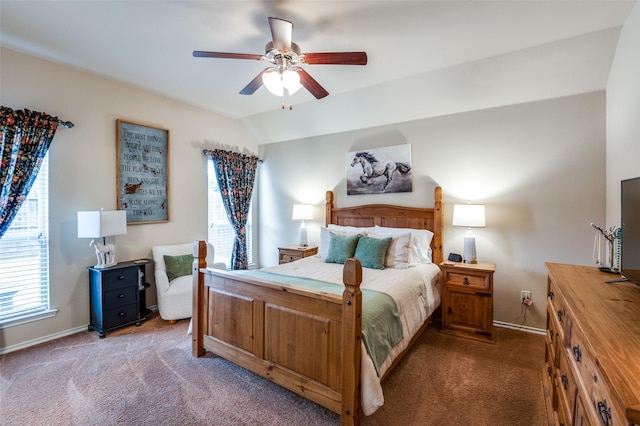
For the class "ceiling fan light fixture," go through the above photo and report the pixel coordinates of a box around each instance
[262,69,284,96]
[282,69,302,95]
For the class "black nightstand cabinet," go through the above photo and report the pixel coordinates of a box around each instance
[88,260,152,338]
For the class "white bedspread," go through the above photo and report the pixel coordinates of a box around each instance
[262,256,441,415]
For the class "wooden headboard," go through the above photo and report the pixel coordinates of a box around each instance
[325,187,444,264]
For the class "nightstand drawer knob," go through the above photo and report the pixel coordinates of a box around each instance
[119,312,125,317]
[118,275,125,280]
[118,294,125,299]
[463,277,469,285]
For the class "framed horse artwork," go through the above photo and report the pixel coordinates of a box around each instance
[346,144,412,195]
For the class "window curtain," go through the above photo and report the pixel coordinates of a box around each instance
[0,107,64,239]
[204,149,259,270]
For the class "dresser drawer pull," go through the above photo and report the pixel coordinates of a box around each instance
[557,309,564,322]
[548,291,554,300]
[119,312,125,317]
[597,400,612,424]
[549,330,554,341]
[572,345,582,363]
[463,277,469,285]
[561,375,568,390]
[547,366,552,377]
[118,275,125,280]
[118,293,125,299]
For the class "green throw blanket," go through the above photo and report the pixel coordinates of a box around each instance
[245,270,404,376]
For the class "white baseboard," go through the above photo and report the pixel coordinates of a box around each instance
[0,325,87,355]
[0,306,160,356]
[494,320,546,335]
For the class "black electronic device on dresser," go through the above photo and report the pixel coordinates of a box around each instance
[88,259,153,338]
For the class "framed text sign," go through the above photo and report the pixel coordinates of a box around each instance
[116,119,170,224]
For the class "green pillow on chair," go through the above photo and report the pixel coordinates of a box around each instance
[163,254,194,282]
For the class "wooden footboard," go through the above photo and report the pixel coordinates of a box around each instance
[191,240,364,425]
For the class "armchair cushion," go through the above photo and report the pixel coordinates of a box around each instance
[152,242,225,322]
[163,253,194,282]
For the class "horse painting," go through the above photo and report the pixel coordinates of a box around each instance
[350,151,412,192]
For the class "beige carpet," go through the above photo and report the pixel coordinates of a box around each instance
[0,313,546,425]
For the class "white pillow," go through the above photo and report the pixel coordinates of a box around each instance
[318,226,368,259]
[373,225,434,264]
[368,231,411,269]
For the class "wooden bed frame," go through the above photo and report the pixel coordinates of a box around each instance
[191,187,443,426]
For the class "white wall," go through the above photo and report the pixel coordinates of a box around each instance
[0,47,259,351]
[260,92,606,330]
[607,2,640,225]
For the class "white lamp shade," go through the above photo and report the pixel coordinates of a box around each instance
[262,70,284,96]
[282,69,302,95]
[452,204,486,228]
[292,204,313,221]
[77,210,127,238]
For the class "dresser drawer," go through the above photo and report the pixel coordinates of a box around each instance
[556,349,577,425]
[101,267,139,291]
[104,285,138,308]
[588,365,627,426]
[103,303,139,329]
[445,271,489,290]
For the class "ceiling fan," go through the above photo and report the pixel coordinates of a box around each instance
[193,17,367,100]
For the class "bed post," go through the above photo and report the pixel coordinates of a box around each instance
[326,190,334,226]
[341,258,362,426]
[192,240,207,357]
[432,186,444,265]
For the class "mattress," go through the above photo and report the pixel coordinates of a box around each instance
[261,256,442,415]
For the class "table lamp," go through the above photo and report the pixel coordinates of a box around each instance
[77,210,127,268]
[452,203,486,264]
[292,204,313,247]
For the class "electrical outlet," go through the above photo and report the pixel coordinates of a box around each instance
[521,290,531,304]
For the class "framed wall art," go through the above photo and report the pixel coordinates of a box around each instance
[346,144,412,195]
[116,119,170,224]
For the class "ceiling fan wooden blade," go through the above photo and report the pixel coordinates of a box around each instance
[268,17,292,52]
[302,52,368,65]
[193,51,263,60]
[239,68,270,95]
[297,68,329,99]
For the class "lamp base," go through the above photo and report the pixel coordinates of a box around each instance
[298,223,308,248]
[462,236,477,264]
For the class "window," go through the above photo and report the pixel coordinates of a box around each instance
[0,155,54,327]
[207,161,253,268]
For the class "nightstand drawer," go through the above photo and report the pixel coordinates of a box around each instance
[104,286,138,308]
[446,271,489,290]
[278,246,318,264]
[280,251,302,264]
[103,303,139,329]
[101,268,139,291]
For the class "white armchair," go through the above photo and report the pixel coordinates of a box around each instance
[152,242,226,324]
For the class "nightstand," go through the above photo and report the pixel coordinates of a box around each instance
[440,261,496,343]
[278,245,318,264]
[88,259,152,338]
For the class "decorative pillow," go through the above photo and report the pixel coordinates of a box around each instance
[354,235,392,270]
[325,232,362,264]
[368,231,411,269]
[163,254,194,282]
[319,226,368,259]
[373,226,435,264]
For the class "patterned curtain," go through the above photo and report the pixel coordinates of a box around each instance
[205,149,259,270]
[0,107,62,239]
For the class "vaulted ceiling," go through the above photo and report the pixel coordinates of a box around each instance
[1,1,635,143]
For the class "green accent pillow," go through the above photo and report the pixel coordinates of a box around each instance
[354,235,392,269]
[163,254,194,282]
[325,233,362,264]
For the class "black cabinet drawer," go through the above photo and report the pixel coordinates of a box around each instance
[103,303,139,329]
[104,286,138,308]
[101,268,139,291]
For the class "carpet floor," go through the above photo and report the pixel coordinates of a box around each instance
[0,313,546,425]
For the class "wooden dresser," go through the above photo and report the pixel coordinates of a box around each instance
[544,263,640,425]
